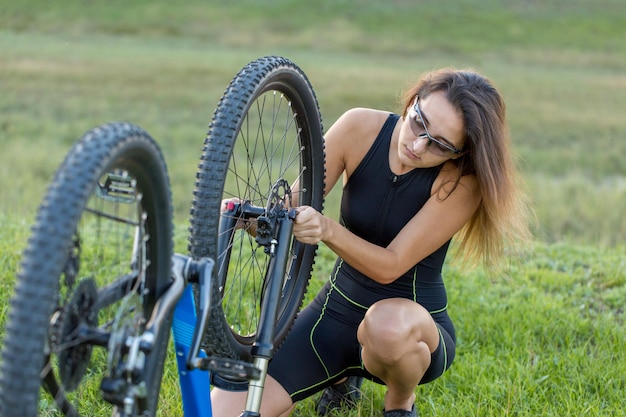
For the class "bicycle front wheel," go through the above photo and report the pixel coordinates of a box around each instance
[0,123,173,417]
[189,56,325,361]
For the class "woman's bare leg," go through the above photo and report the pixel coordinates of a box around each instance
[210,374,294,417]
[357,298,439,412]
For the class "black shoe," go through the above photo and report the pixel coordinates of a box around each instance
[383,404,418,417]
[315,376,363,416]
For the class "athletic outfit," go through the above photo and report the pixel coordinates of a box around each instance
[268,113,456,402]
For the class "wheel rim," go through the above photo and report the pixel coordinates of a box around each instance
[219,89,314,343]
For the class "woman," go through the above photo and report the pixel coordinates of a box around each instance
[212,68,531,417]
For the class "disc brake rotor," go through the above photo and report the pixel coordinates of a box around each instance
[265,178,292,214]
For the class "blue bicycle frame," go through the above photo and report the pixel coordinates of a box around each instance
[172,285,212,417]
[169,200,297,417]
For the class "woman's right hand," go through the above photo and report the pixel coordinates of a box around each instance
[221,197,242,213]
[221,198,246,230]
[222,198,258,234]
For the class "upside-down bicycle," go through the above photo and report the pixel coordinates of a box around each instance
[0,55,325,417]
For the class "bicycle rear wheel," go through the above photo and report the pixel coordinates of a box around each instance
[189,56,325,361]
[0,123,173,417]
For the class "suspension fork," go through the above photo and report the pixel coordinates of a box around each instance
[243,208,296,416]
[175,198,295,416]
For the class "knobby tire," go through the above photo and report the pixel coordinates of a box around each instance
[188,56,326,362]
[0,123,173,417]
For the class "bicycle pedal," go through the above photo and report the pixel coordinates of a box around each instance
[196,356,261,380]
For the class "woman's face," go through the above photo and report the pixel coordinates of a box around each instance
[397,91,465,168]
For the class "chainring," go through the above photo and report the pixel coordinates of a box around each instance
[57,278,99,391]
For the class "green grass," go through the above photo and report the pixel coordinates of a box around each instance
[303,243,626,417]
[1,219,624,416]
[1,16,625,243]
[1,0,625,415]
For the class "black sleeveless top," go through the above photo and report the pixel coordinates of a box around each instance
[335,113,451,313]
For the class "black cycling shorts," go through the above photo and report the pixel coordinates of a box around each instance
[267,279,456,402]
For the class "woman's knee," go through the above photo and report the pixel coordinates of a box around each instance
[358,298,438,354]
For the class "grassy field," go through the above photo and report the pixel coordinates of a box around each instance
[1,0,625,416]
[1,0,626,244]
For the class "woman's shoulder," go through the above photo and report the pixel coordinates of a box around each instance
[329,108,396,152]
[325,108,397,179]
[337,108,396,132]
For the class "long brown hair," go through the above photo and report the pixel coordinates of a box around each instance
[401,68,532,268]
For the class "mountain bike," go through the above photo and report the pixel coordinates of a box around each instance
[0,55,325,417]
